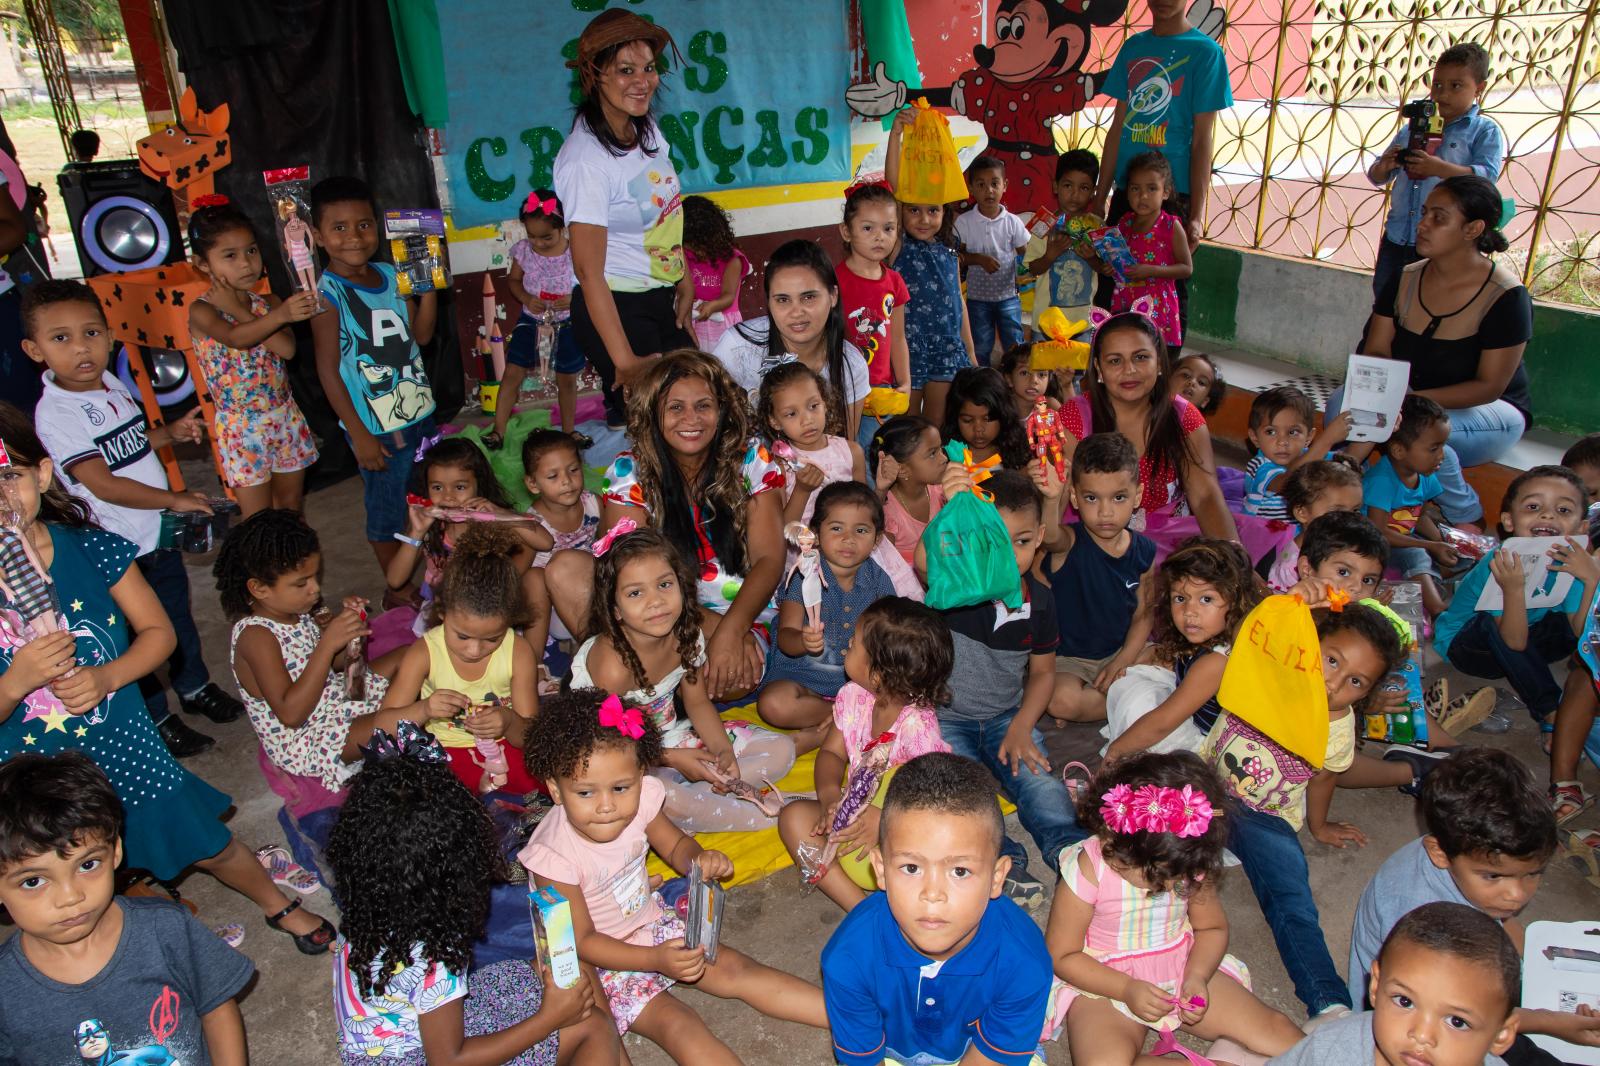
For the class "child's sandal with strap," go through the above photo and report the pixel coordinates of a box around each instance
[1552,780,1595,827]
[265,897,335,955]
[1563,829,1600,880]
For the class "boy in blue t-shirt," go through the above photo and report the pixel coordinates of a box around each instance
[1094,0,1233,329]
[1363,394,1455,614]
[1244,386,1350,521]
[308,175,439,577]
[1434,465,1599,734]
[821,753,1053,1066]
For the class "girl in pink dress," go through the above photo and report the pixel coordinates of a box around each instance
[1044,752,1303,1064]
[682,195,749,351]
[1106,152,1192,348]
[776,596,952,911]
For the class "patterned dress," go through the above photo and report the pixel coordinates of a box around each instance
[528,491,600,568]
[1046,836,1249,1034]
[189,291,318,487]
[1110,210,1183,346]
[0,526,230,879]
[230,613,390,792]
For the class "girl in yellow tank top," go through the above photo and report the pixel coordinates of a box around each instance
[380,526,541,794]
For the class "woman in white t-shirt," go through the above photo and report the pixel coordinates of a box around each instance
[711,239,870,439]
[556,9,695,427]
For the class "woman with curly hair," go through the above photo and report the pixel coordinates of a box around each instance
[1043,751,1303,1064]
[545,350,785,698]
[567,527,794,831]
[521,689,825,1056]
[681,194,749,351]
[327,726,622,1064]
[1103,538,1262,762]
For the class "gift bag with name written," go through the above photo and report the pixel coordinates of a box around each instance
[1218,594,1330,767]
[922,472,1020,611]
[895,98,968,205]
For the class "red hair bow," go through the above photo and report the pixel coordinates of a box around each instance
[191,193,230,208]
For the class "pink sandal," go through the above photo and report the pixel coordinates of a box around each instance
[256,844,321,895]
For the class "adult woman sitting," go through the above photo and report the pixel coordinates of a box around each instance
[556,9,695,428]
[544,350,785,698]
[713,239,870,440]
[1057,312,1266,560]
[1361,174,1532,524]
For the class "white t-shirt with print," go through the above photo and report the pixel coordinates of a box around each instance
[553,117,684,293]
[35,370,166,554]
[954,206,1029,301]
[712,317,870,407]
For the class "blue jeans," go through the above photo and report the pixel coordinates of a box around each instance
[1446,610,1577,720]
[937,709,1085,879]
[856,413,881,454]
[347,417,437,542]
[1229,803,1351,1016]
[136,549,210,724]
[1325,387,1525,523]
[967,296,1023,367]
[1371,236,1423,299]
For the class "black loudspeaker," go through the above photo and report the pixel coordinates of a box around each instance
[57,161,183,277]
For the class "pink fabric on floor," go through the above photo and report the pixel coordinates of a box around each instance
[1143,508,1296,568]
[368,606,421,662]
[256,746,346,819]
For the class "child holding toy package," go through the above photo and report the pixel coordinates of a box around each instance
[777,597,952,911]
[569,527,795,832]
[495,190,584,446]
[1046,752,1304,1064]
[522,688,827,1054]
[1027,150,1102,337]
[682,195,749,352]
[187,196,320,516]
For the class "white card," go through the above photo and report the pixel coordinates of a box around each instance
[1338,355,1409,443]
[1474,536,1588,610]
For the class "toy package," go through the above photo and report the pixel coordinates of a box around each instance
[1089,226,1138,285]
[1362,586,1430,748]
[682,860,726,963]
[1438,523,1498,562]
[157,497,239,554]
[528,885,582,988]
[385,209,450,297]
[263,167,320,303]
[796,732,896,891]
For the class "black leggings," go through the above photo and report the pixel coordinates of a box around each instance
[569,284,692,424]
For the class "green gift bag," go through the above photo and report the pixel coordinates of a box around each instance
[923,478,1022,611]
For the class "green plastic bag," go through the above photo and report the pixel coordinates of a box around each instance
[923,476,1023,611]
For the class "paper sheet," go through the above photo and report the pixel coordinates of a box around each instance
[1474,536,1588,610]
[1337,355,1409,443]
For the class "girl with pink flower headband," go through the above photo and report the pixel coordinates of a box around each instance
[1043,751,1304,1065]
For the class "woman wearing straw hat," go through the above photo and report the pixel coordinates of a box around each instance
[557,9,696,428]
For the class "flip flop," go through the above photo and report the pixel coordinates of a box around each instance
[1060,760,1094,802]
[256,844,321,895]
[212,922,244,948]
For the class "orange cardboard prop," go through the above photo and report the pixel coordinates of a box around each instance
[137,87,231,203]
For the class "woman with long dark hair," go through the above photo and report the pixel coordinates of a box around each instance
[556,9,694,428]
[544,351,785,698]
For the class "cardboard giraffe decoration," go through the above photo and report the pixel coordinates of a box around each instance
[136,87,231,203]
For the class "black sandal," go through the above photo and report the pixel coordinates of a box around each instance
[265,897,336,956]
[482,429,504,450]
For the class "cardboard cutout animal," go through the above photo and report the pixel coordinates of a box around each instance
[137,87,231,202]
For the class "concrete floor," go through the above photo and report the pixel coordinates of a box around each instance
[116,449,1600,1064]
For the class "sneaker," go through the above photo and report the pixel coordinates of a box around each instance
[1302,1005,1352,1035]
[1438,685,1497,735]
[158,715,215,758]
[1383,746,1449,796]
[1003,871,1047,909]
[180,683,244,724]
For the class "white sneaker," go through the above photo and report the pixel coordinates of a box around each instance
[1302,1005,1352,1034]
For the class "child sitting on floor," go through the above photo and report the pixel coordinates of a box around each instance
[1203,601,1405,1023]
[569,527,794,832]
[218,508,420,795]
[327,724,622,1065]
[381,524,542,795]
[821,752,1054,1066]
[1363,393,1457,616]
[1045,752,1304,1064]
[1103,539,1260,760]
[999,342,1061,422]
[1348,748,1598,1054]
[1260,458,1366,589]
[941,367,1032,470]
[759,482,900,738]
[0,753,255,1062]
[522,430,600,567]
[1243,386,1348,521]
[1551,435,1600,824]
[869,415,947,567]
[932,469,1085,906]
[1275,902,1521,1065]
[778,597,953,911]
[1045,432,1157,724]
[522,688,827,1057]
[1169,353,1226,418]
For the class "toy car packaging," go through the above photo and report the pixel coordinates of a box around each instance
[385,209,450,296]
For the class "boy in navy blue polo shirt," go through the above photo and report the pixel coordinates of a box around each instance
[1044,432,1156,724]
[821,752,1053,1066]
[1365,42,1506,298]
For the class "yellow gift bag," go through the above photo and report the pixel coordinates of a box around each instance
[896,99,968,205]
[1217,595,1331,766]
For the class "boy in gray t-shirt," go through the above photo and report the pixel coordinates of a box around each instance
[1275,902,1517,1066]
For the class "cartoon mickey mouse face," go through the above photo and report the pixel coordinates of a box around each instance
[973,0,1096,82]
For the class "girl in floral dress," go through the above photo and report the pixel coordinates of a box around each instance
[1105,152,1192,348]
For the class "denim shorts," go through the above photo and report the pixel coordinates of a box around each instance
[349,416,436,542]
[506,312,585,375]
[909,340,971,389]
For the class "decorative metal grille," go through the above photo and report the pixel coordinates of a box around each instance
[1056,0,1600,308]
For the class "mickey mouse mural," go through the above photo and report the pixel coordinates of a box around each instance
[847,0,1225,212]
